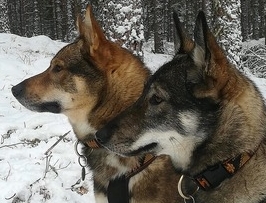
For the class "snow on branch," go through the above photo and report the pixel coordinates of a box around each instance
[241,43,266,78]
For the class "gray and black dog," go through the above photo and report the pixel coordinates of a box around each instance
[96,11,266,203]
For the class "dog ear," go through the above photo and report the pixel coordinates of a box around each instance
[189,11,229,102]
[77,5,109,58]
[173,11,194,54]
[191,11,210,68]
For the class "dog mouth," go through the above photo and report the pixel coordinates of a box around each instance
[35,101,62,113]
[126,142,158,156]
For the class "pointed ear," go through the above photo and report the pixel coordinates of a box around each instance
[191,11,210,68]
[193,11,228,67]
[173,11,194,54]
[77,5,107,57]
[190,11,229,102]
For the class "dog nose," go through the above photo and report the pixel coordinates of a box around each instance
[95,126,111,145]
[11,82,25,99]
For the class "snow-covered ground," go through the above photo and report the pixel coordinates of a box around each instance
[0,33,265,203]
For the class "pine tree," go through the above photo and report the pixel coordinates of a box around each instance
[93,0,144,57]
[0,0,10,33]
[240,0,250,41]
[259,0,265,38]
[212,0,242,67]
[33,0,41,36]
[153,0,164,54]
[252,0,260,40]
[64,0,76,41]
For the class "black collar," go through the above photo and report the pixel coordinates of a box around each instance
[178,150,258,201]
[193,151,255,190]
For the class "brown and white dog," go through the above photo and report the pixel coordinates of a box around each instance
[12,6,182,203]
[96,11,266,203]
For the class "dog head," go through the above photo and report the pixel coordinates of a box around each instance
[12,6,148,140]
[95,11,235,170]
[11,6,106,122]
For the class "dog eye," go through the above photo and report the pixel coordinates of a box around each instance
[53,65,63,73]
[149,94,163,105]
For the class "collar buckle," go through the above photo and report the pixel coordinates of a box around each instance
[193,151,255,190]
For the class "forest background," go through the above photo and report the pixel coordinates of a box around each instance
[0,0,266,77]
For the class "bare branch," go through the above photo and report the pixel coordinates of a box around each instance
[44,131,71,155]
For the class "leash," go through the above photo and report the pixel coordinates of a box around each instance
[177,150,256,202]
[75,139,157,203]
[107,153,156,203]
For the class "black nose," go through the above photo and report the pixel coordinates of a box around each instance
[96,122,117,144]
[11,81,26,99]
[95,127,111,145]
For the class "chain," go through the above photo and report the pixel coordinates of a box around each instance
[75,140,91,181]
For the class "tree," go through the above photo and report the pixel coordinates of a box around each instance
[153,0,164,53]
[265,13,266,45]
[258,0,265,38]
[93,0,144,57]
[0,0,10,33]
[2,0,266,56]
[240,0,250,41]
[33,0,41,36]
[212,0,242,67]
[252,0,260,40]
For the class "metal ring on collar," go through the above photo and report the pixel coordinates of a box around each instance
[75,140,83,156]
[183,195,195,203]
[178,175,198,202]
[78,155,88,168]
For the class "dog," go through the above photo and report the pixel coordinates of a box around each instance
[11,6,182,203]
[96,11,266,203]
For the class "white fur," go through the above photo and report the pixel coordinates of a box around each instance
[94,193,108,203]
[192,44,205,67]
[72,121,96,140]
[180,111,199,135]
[69,118,96,140]
[131,111,204,169]
[131,130,202,169]
[106,154,131,175]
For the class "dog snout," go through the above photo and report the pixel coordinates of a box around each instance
[95,127,111,144]
[12,81,26,99]
[96,122,118,144]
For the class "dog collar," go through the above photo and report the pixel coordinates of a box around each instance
[178,151,256,202]
[193,151,255,190]
[85,138,102,149]
[81,139,157,203]
[84,138,157,177]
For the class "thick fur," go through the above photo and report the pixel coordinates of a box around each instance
[11,6,182,203]
[96,11,266,203]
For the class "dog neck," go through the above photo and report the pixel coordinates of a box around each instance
[192,150,255,190]
[178,148,261,201]
[84,138,157,177]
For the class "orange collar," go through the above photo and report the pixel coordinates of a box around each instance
[85,138,102,149]
[84,138,157,177]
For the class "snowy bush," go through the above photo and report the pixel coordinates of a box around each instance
[241,44,266,78]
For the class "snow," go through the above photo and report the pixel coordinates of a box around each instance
[0,33,265,203]
[0,34,95,203]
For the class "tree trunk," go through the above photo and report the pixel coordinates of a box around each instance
[241,0,249,41]
[259,0,265,38]
[265,14,266,45]
[0,0,10,33]
[212,0,242,67]
[252,0,260,40]
[154,0,164,53]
